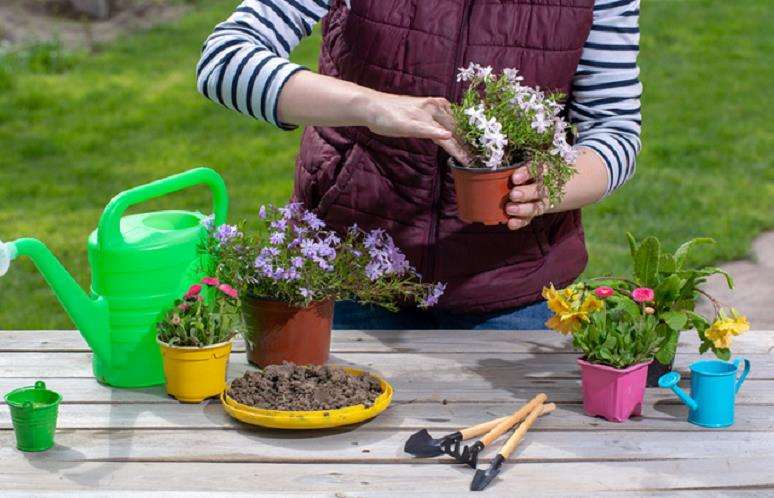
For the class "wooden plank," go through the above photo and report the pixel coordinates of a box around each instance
[1,401,773,432]
[0,350,770,382]
[1,428,772,463]
[0,458,772,493]
[2,375,774,406]
[2,329,772,354]
[3,491,774,498]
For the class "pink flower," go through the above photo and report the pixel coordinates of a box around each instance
[218,284,239,299]
[632,287,655,303]
[594,286,614,299]
[178,302,190,312]
[184,284,202,300]
[201,277,220,287]
[171,314,181,325]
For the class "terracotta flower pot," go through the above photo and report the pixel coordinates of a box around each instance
[449,159,521,225]
[241,296,334,367]
[578,358,652,422]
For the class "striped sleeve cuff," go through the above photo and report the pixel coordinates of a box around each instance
[576,130,641,195]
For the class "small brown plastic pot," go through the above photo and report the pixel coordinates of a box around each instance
[241,296,333,367]
[450,159,522,225]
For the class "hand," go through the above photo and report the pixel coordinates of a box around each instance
[364,93,472,164]
[505,165,549,231]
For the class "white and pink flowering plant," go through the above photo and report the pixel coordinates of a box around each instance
[203,204,445,311]
[452,63,579,205]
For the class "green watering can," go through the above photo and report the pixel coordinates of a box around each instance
[0,168,228,388]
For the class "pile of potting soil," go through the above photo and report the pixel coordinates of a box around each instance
[228,362,383,411]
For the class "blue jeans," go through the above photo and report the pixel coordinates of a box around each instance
[333,300,551,330]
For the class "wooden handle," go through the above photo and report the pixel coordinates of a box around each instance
[499,401,544,460]
[480,393,547,447]
[459,402,556,440]
[459,416,509,440]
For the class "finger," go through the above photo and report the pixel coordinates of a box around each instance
[436,137,473,165]
[509,183,543,202]
[410,121,453,141]
[506,201,545,218]
[507,217,530,231]
[510,165,534,185]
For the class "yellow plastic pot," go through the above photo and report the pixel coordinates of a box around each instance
[221,367,393,429]
[157,338,233,403]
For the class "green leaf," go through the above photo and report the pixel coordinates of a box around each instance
[699,341,710,354]
[686,310,710,331]
[626,232,639,261]
[714,348,731,361]
[655,329,679,364]
[674,237,715,268]
[655,274,685,303]
[661,310,688,331]
[634,236,660,287]
[701,267,735,289]
[658,253,676,274]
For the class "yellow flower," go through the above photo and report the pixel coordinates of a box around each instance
[542,284,573,315]
[542,285,604,334]
[546,314,580,335]
[705,309,749,349]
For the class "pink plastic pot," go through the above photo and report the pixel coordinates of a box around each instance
[578,358,652,422]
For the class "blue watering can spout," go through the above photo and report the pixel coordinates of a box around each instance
[658,371,699,410]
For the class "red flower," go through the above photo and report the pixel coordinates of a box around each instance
[218,284,239,299]
[632,287,655,303]
[594,286,614,299]
[184,284,202,300]
[201,277,220,286]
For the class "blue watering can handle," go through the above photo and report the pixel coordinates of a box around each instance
[97,167,228,248]
[732,357,750,394]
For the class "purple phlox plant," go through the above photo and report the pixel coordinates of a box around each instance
[214,224,241,244]
[363,228,411,281]
[207,202,446,310]
[421,282,447,308]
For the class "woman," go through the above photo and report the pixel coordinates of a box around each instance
[197,0,642,330]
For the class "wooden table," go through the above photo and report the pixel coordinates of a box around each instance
[1,330,773,496]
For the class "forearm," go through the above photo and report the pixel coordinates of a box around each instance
[276,70,375,128]
[547,147,608,213]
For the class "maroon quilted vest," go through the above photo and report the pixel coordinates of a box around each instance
[295,0,594,313]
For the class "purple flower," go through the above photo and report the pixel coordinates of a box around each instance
[299,287,311,299]
[270,218,287,231]
[361,229,411,281]
[203,214,215,232]
[421,283,446,307]
[269,231,285,245]
[303,211,325,230]
[258,205,267,219]
[291,256,304,268]
[214,224,240,244]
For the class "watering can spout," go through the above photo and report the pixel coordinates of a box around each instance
[6,238,111,366]
[658,371,699,411]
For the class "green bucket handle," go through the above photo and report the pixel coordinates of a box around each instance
[34,380,46,390]
[97,167,228,248]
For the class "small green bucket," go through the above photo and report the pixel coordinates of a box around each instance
[4,381,62,452]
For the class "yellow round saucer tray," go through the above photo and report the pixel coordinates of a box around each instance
[221,366,394,429]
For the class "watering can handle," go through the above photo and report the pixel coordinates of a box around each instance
[732,357,750,393]
[97,167,228,248]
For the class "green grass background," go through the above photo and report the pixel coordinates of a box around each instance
[0,0,771,329]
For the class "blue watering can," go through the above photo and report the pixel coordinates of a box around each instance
[659,358,750,428]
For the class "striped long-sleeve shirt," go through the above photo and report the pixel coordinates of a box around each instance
[197,0,642,195]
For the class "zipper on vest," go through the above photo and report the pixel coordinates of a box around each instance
[424,0,473,283]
